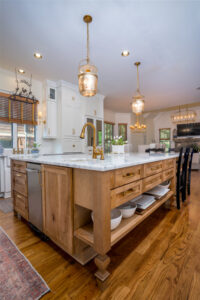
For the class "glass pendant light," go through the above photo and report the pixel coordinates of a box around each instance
[78,15,98,97]
[132,62,145,115]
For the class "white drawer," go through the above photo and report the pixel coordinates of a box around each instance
[63,139,83,153]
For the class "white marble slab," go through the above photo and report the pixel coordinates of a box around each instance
[10,153,179,172]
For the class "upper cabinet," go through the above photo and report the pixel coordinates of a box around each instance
[43,80,57,139]
[41,79,104,153]
[83,94,104,119]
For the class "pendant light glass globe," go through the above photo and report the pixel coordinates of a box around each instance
[132,97,145,115]
[132,62,145,115]
[78,61,98,97]
[78,15,98,97]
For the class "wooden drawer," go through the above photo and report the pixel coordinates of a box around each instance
[13,171,27,196]
[163,159,174,170]
[142,172,163,192]
[14,192,28,220]
[12,160,26,174]
[163,168,174,181]
[111,180,142,209]
[144,161,163,177]
[114,165,143,188]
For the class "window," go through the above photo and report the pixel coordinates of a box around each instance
[159,128,171,152]
[104,122,114,153]
[0,123,13,148]
[118,123,127,141]
[17,124,36,149]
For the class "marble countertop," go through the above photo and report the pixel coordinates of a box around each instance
[10,152,179,172]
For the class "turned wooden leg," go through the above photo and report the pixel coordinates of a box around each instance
[94,254,110,282]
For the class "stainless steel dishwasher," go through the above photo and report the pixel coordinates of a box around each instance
[26,163,43,231]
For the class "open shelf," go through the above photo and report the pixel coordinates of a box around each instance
[74,191,174,248]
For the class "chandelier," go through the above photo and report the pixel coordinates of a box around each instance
[130,115,146,133]
[171,106,196,124]
[78,15,98,97]
[132,62,145,115]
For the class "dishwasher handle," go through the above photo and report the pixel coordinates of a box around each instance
[26,168,40,173]
[26,169,42,187]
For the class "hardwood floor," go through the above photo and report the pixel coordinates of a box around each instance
[1,172,200,300]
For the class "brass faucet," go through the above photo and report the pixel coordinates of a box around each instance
[80,122,104,160]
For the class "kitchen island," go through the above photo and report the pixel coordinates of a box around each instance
[10,153,178,286]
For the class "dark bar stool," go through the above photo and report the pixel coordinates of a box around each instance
[176,147,183,209]
[181,147,190,202]
[187,148,194,196]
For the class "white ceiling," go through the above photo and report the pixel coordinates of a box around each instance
[0,0,200,112]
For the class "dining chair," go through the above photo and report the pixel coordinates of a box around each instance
[176,147,183,209]
[181,147,190,202]
[187,148,194,196]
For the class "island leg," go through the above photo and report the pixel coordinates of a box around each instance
[92,171,112,287]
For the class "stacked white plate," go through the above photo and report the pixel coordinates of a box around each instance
[145,185,170,199]
[131,194,156,210]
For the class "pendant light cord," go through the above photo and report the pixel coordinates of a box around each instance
[137,64,140,92]
[87,22,90,64]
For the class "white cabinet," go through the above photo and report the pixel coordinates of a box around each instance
[43,80,57,139]
[62,139,83,153]
[84,95,104,119]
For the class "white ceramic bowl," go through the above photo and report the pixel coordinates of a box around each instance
[160,180,170,189]
[91,209,122,231]
[119,202,137,219]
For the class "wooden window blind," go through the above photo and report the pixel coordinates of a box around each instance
[0,92,38,125]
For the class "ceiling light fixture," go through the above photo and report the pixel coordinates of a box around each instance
[121,50,130,57]
[132,62,145,115]
[34,52,43,59]
[171,105,196,124]
[78,15,98,97]
[18,69,25,74]
[130,115,146,133]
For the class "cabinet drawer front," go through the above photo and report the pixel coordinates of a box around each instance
[111,180,142,209]
[163,168,174,181]
[114,165,143,188]
[144,161,163,177]
[13,160,26,174]
[14,192,28,220]
[163,159,174,170]
[143,173,163,192]
[13,172,27,196]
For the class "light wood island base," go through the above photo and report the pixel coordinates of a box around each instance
[11,156,177,288]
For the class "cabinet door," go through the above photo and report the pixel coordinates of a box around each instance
[42,165,73,254]
[43,101,57,138]
[62,106,82,138]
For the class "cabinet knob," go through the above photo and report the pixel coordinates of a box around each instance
[72,128,75,135]
[94,110,97,115]
[72,144,76,148]
[72,96,75,101]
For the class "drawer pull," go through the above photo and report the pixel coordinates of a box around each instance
[122,172,135,178]
[123,188,136,197]
[150,165,161,171]
[15,173,22,177]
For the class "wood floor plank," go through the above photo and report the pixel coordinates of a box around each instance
[0,172,200,299]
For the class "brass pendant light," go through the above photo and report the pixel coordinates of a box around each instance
[78,15,98,97]
[132,62,145,115]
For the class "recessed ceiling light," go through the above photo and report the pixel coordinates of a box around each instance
[121,50,130,57]
[18,69,25,74]
[34,52,43,59]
